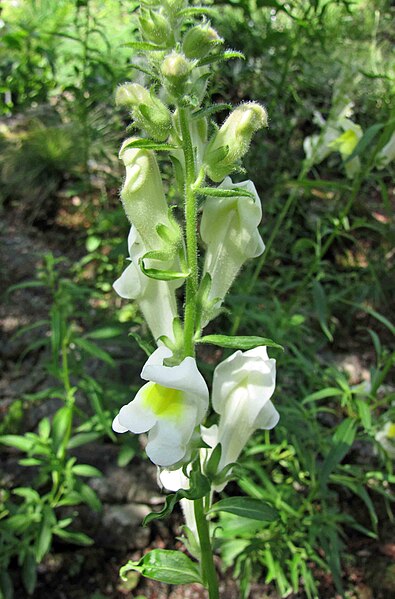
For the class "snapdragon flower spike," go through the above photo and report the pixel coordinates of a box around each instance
[200,177,265,322]
[112,346,209,467]
[113,226,179,343]
[119,139,170,249]
[212,347,279,471]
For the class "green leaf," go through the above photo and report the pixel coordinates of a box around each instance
[117,444,137,467]
[302,387,343,404]
[197,334,283,351]
[67,431,102,449]
[78,483,102,512]
[312,280,333,342]
[197,50,245,67]
[120,550,202,585]
[192,103,232,120]
[197,186,255,199]
[74,337,115,366]
[22,552,37,595]
[122,138,178,151]
[85,326,123,340]
[36,509,53,562]
[123,41,166,52]
[53,528,93,546]
[319,418,357,486]
[0,435,33,452]
[209,497,278,521]
[180,6,217,17]
[52,406,73,453]
[72,464,102,478]
[129,331,155,357]
[13,487,40,502]
[0,570,14,599]
[143,468,210,526]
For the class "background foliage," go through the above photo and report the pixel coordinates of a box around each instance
[0,0,394,598]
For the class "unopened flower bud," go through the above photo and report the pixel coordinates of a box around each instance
[139,9,173,47]
[183,24,223,59]
[119,139,169,249]
[116,83,172,141]
[204,103,268,182]
[161,52,190,97]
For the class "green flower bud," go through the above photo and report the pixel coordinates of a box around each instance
[116,83,172,142]
[161,52,191,97]
[161,52,190,82]
[139,9,173,48]
[183,24,223,60]
[203,103,268,182]
[119,138,169,249]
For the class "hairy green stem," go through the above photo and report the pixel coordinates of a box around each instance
[194,497,219,599]
[179,107,199,357]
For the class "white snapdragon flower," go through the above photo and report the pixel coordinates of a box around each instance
[200,177,265,320]
[212,347,279,471]
[113,226,178,343]
[112,346,209,467]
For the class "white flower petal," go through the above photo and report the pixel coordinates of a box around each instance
[255,400,280,430]
[113,262,141,299]
[117,385,157,433]
[146,421,187,467]
[112,415,128,433]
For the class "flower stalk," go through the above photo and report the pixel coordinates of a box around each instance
[179,106,199,357]
[111,1,279,596]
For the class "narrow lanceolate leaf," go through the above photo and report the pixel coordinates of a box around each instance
[209,497,278,521]
[0,435,34,452]
[180,6,217,17]
[192,103,232,120]
[140,259,189,281]
[122,138,179,151]
[197,187,255,199]
[319,418,357,487]
[143,471,210,526]
[197,50,245,67]
[123,41,166,52]
[197,334,283,351]
[120,550,202,585]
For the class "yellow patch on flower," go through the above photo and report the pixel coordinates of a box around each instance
[142,382,184,418]
[387,423,395,439]
[329,129,359,157]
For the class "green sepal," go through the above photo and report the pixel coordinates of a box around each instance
[197,50,245,67]
[197,334,284,351]
[139,252,189,281]
[120,549,202,585]
[204,443,222,479]
[143,463,210,526]
[208,497,278,522]
[197,186,255,199]
[122,138,178,151]
[128,331,155,357]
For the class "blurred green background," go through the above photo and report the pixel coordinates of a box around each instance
[0,1,394,598]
